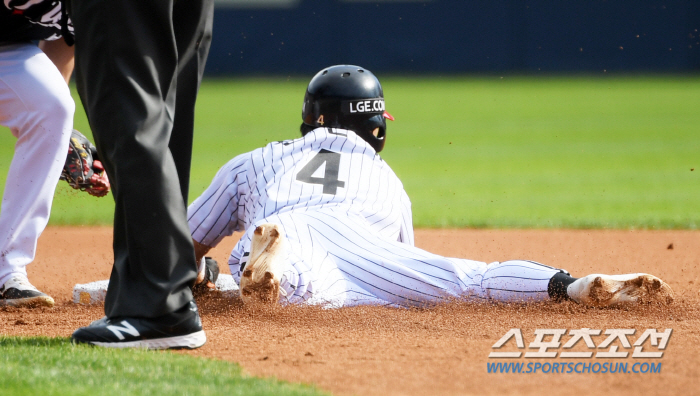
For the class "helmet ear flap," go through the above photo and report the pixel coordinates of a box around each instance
[356,114,387,152]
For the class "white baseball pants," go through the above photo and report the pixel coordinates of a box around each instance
[0,43,74,286]
[230,208,565,308]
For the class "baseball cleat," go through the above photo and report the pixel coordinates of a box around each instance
[71,300,206,349]
[567,273,674,307]
[0,276,54,308]
[239,223,288,304]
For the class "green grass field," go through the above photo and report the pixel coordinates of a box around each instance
[0,75,698,394]
[1,76,698,229]
[0,76,700,229]
[0,337,327,396]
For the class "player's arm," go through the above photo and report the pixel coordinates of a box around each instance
[189,154,252,289]
[193,239,219,289]
[194,239,211,264]
[39,38,75,84]
[189,152,254,285]
[188,152,253,246]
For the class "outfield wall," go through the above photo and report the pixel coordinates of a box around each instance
[206,0,700,75]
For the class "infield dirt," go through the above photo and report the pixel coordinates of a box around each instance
[1,227,698,396]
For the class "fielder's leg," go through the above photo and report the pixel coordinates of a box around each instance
[0,43,74,307]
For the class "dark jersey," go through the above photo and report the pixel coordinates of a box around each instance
[1,0,68,43]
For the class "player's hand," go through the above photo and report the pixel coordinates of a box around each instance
[84,160,110,197]
[194,257,219,291]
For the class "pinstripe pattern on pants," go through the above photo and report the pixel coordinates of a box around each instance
[188,127,564,307]
[233,210,561,307]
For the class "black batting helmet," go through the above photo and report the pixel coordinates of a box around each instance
[301,65,394,152]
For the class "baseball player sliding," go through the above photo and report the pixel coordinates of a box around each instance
[188,65,674,308]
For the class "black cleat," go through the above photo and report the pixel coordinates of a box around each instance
[0,276,55,307]
[71,300,206,349]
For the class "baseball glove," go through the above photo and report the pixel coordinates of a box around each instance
[60,129,110,197]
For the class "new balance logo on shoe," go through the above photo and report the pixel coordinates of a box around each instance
[106,321,140,340]
[71,301,206,349]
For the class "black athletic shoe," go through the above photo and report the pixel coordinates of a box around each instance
[71,300,206,349]
[0,276,55,307]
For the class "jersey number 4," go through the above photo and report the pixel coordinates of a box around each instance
[295,149,345,194]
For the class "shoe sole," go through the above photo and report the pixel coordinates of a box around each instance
[79,330,207,350]
[0,295,55,308]
[584,274,674,307]
[239,224,285,304]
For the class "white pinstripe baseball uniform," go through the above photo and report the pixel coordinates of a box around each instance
[188,127,565,307]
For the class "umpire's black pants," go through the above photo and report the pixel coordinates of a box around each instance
[69,0,214,318]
